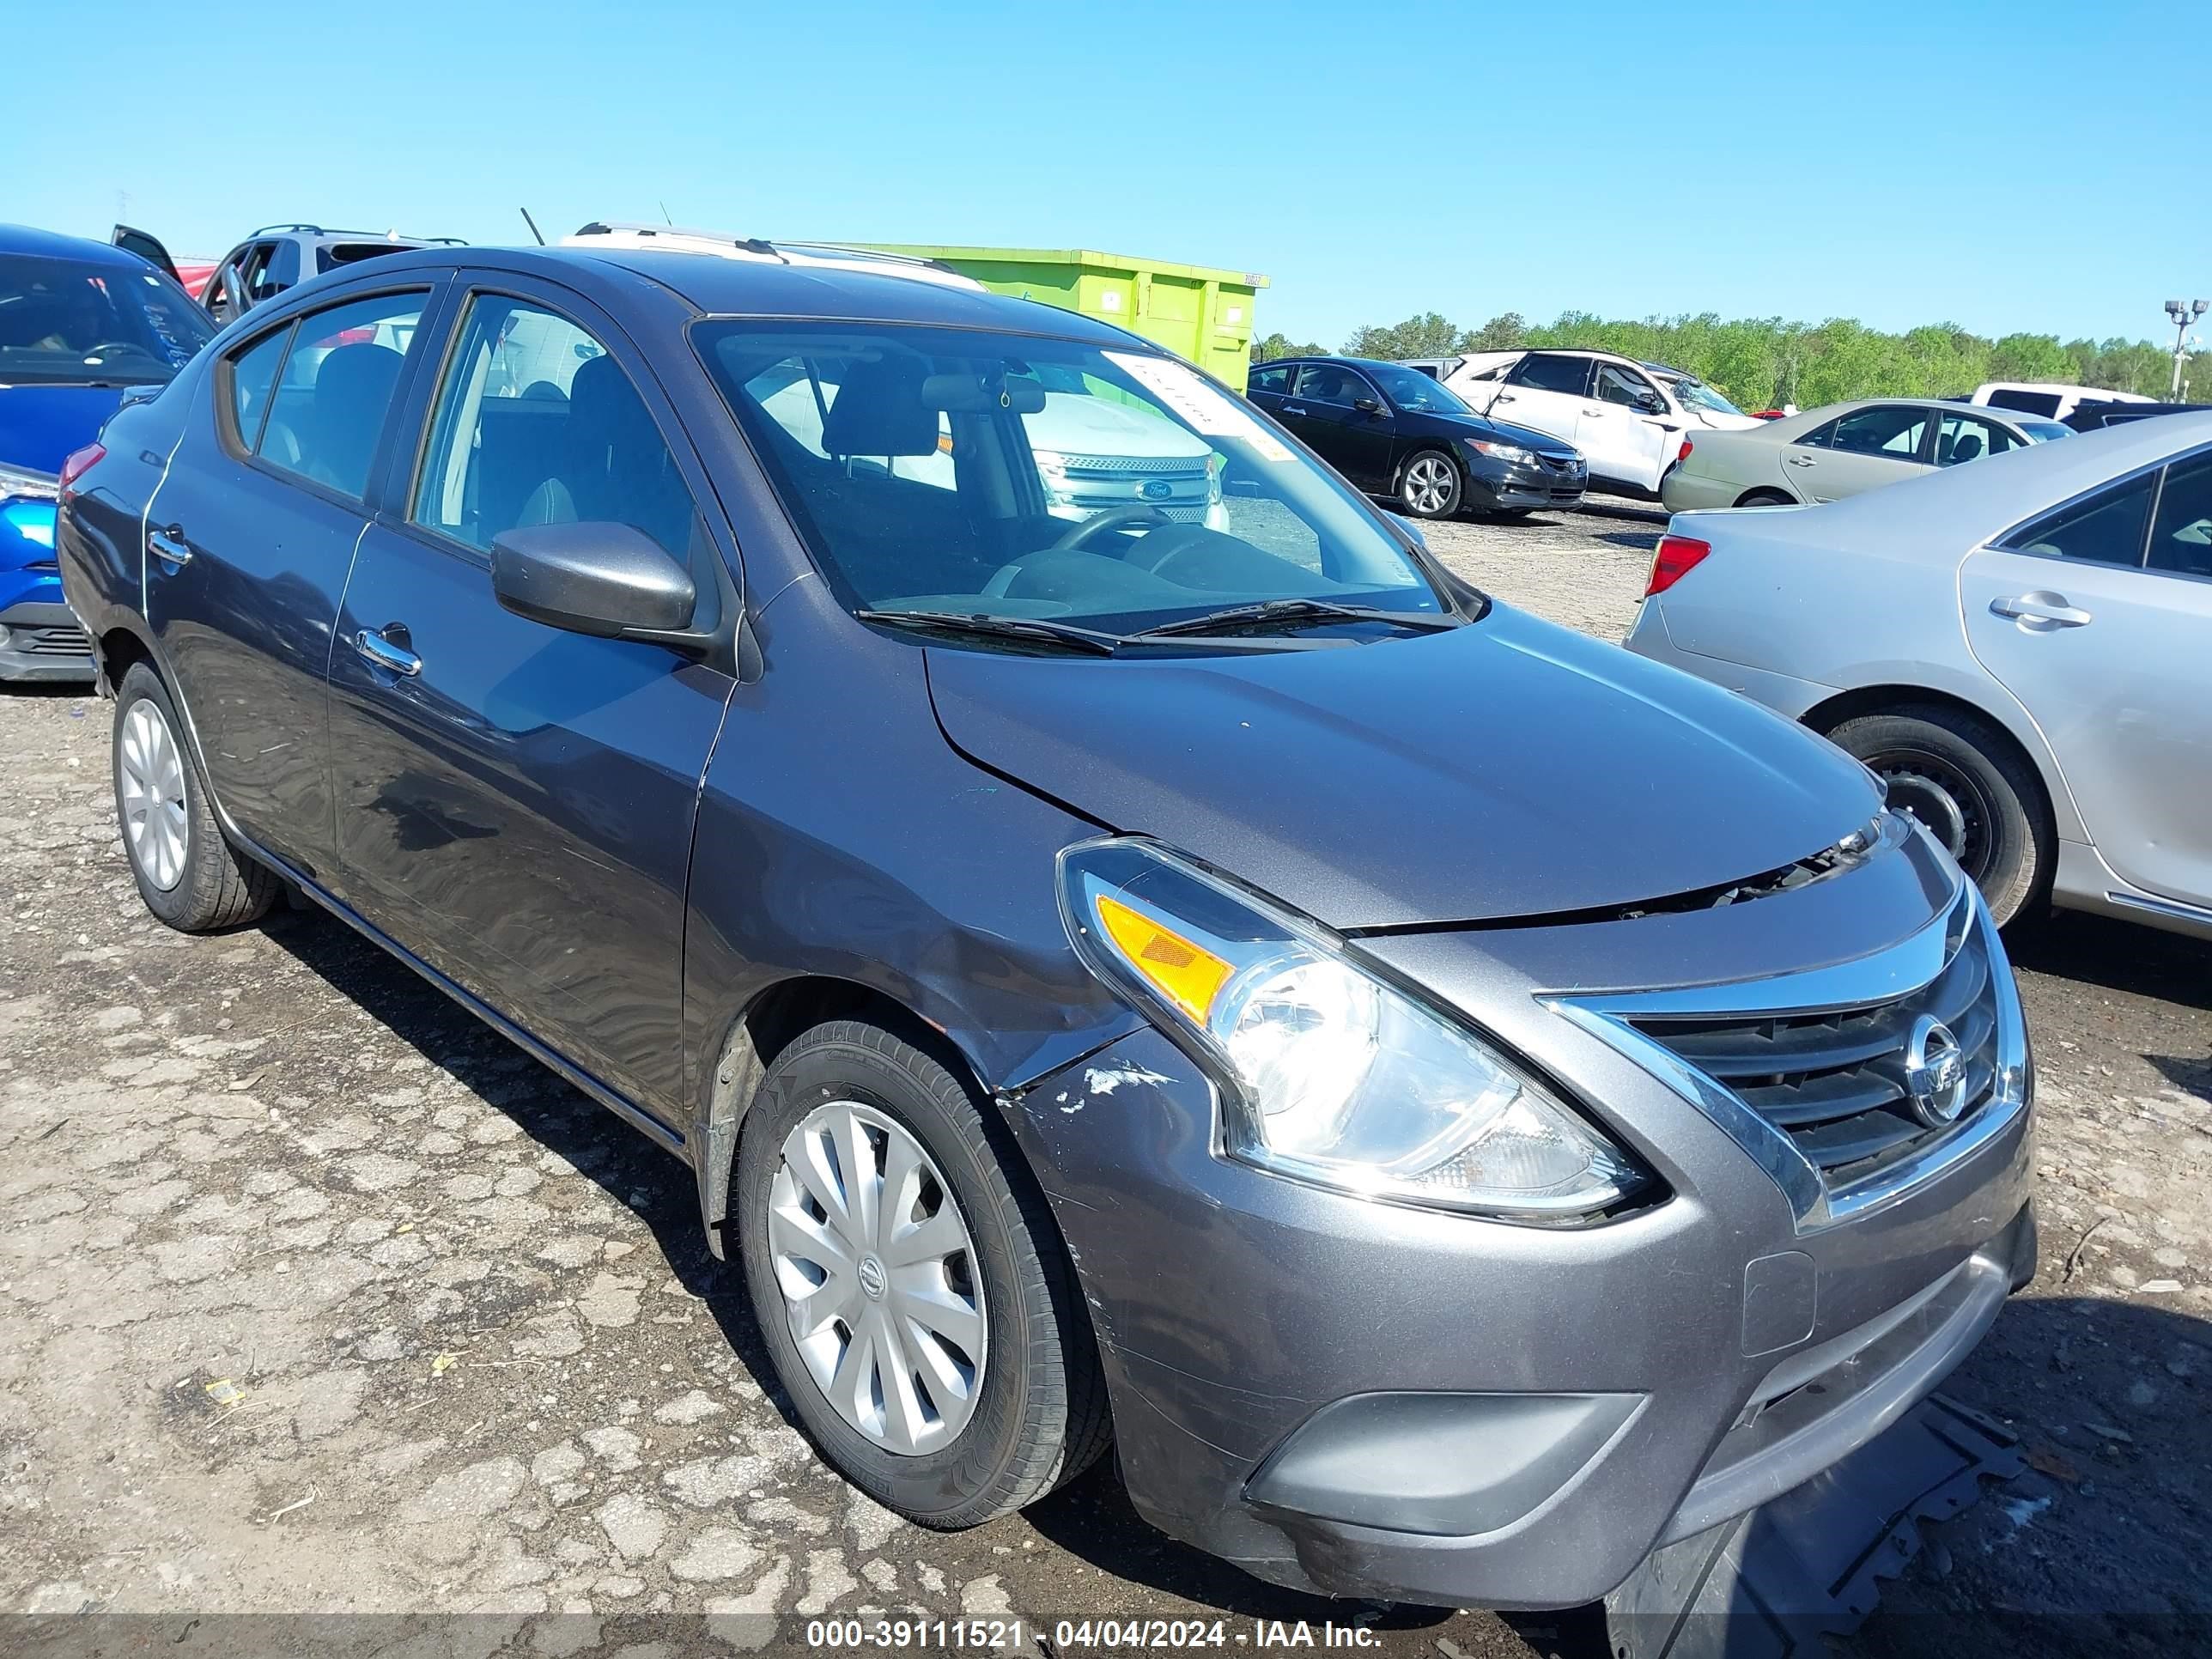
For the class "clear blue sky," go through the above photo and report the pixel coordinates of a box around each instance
[9,0,2204,350]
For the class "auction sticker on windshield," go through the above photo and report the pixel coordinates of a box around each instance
[1104,350,1294,463]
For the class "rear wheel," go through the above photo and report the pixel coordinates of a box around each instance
[1823,705,2049,924]
[111,662,277,932]
[1737,489,1796,507]
[1396,450,1463,520]
[735,1021,1109,1526]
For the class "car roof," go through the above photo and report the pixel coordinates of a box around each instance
[0,222,158,270]
[325,244,1152,346]
[1753,396,2051,437]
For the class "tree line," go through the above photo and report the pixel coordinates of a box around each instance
[1251,311,2185,407]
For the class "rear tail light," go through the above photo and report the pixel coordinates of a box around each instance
[1646,534,1711,598]
[58,443,106,498]
[1675,438,1694,465]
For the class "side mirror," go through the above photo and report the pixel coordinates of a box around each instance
[1633,392,1667,415]
[490,521,699,643]
[1353,397,1383,416]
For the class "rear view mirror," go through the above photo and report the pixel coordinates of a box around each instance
[490,521,699,643]
[922,373,1047,414]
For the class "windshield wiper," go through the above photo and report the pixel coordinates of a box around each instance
[1128,598,1465,641]
[854,609,1125,656]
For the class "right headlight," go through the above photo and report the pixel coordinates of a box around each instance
[1059,840,1648,1222]
[1465,438,1535,466]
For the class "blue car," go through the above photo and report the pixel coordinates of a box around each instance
[0,224,212,680]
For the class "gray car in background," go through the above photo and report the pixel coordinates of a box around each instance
[1661,397,2072,513]
[1630,414,2212,937]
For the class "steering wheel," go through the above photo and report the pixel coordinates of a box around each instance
[1052,504,1170,552]
[84,341,155,362]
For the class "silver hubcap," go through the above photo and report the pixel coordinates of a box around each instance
[1405,456,1454,514]
[118,700,189,892]
[769,1100,987,1455]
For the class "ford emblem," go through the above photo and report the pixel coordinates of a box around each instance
[1139,478,1173,501]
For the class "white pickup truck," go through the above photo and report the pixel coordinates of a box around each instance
[1427,349,1762,498]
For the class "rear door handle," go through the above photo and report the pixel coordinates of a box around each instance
[1990,592,2092,629]
[353,627,422,677]
[1785,456,1817,468]
[1282,404,1309,416]
[148,526,191,566]
[1492,392,1516,403]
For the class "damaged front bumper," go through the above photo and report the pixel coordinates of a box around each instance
[1006,828,2035,1608]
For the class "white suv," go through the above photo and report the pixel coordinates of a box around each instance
[1437,349,1761,498]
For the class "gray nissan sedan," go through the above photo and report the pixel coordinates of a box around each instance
[56,246,2035,1608]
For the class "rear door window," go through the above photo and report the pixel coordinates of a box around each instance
[1827,404,1931,460]
[1507,354,1591,396]
[252,292,427,500]
[2007,473,2155,567]
[1248,363,1294,395]
[223,325,292,451]
[2148,453,2212,580]
[411,295,698,563]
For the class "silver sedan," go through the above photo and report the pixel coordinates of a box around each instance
[1659,398,2072,513]
[1628,413,2212,937]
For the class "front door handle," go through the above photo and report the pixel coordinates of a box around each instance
[148,526,192,566]
[1492,392,1516,403]
[1582,405,1607,417]
[353,627,422,677]
[1990,592,2092,629]
[1282,404,1309,416]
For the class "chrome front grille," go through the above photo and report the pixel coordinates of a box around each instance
[1556,846,2031,1229]
[1057,453,1211,478]
[1627,909,2001,1187]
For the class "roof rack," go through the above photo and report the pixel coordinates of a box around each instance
[247,222,465,246]
[568,222,967,280]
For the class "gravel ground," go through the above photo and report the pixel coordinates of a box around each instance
[2,503,2206,1658]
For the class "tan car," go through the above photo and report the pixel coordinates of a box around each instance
[1660,397,2072,511]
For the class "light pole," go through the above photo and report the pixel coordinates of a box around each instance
[2167,300,2208,400]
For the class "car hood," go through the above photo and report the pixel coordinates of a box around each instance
[0,383,129,476]
[925,604,1882,929]
[1028,395,1210,459]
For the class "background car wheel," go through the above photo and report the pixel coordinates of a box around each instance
[736,1020,1109,1527]
[111,662,278,932]
[1823,705,2049,925]
[1396,450,1463,520]
[1737,489,1796,507]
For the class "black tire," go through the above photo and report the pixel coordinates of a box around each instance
[1395,448,1463,520]
[111,661,278,933]
[1823,705,2050,925]
[735,1020,1109,1527]
[1737,489,1796,507]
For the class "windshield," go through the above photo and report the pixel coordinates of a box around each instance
[0,254,211,386]
[1365,363,1472,415]
[700,322,1442,636]
[1664,374,1747,417]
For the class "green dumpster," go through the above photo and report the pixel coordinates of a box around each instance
[859,246,1268,392]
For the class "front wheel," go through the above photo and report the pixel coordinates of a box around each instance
[1823,706,2048,925]
[735,1021,1109,1526]
[111,662,277,932]
[1396,450,1463,520]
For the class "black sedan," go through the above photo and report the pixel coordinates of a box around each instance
[1247,356,1587,520]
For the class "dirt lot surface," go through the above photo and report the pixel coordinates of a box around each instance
[3,501,2206,1658]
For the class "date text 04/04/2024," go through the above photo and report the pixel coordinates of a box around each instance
[804,1620,1383,1650]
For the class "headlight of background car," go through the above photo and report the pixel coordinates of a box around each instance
[1031,447,1075,508]
[1465,438,1535,466]
[0,462,61,550]
[1060,840,1647,1221]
